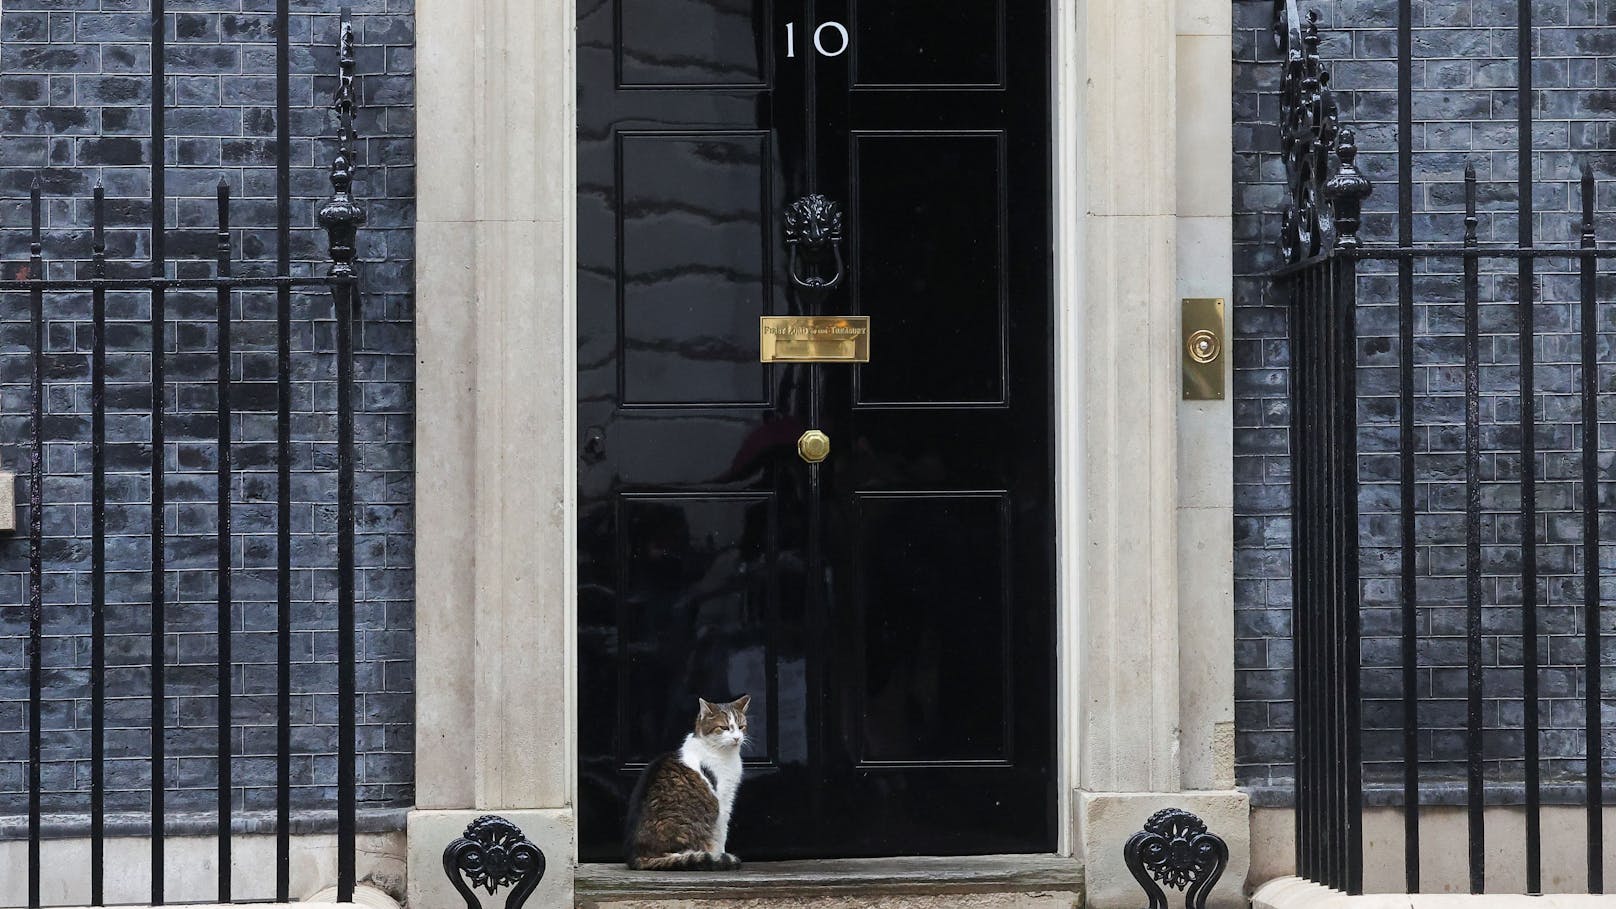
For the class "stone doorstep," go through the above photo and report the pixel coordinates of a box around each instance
[575,854,1084,904]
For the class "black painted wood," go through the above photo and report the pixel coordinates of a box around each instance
[576,0,1055,860]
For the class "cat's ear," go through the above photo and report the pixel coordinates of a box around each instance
[731,694,751,713]
[697,698,716,716]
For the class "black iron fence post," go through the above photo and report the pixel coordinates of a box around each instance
[319,12,367,902]
[1325,129,1368,896]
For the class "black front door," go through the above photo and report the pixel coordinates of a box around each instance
[577,0,1053,860]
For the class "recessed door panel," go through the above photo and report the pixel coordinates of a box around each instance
[617,494,776,764]
[851,133,1006,406]
[849,0,1003,87]
[618,0,770,87]
[620,132,772,405]
[854,492,1010,764]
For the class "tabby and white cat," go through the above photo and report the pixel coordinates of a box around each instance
[623,695,751,870]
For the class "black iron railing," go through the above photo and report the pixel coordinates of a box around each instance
[3,8,366,907]
[1272,0,1614,896]
[1269,1,1369,889]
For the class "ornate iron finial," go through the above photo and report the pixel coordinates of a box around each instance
[784,193,845,291]
[1274,0,1366,262]
[319,12,366,279]
[1324,129,1372,249]
[29,176,42,260]
[1463,161,1478,245]
[1582,158,1596,245]
[442,815,547,909]
[1124,808,1229,909]
[92,182,106,277]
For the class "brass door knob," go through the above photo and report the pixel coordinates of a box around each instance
[797,429,830,463]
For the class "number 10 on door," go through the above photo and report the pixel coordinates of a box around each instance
[785,21,849,58]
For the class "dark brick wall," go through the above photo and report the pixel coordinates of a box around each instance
[1236,0,1616,802]
[0,0,414,830]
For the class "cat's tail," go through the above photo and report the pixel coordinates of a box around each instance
[629,851,736,871]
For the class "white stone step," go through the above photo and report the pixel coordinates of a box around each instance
[575,854,1084,908]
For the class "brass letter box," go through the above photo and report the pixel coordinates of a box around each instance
[759,316,871,363]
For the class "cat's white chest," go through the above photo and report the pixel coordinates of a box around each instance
[680,739,741,797]
[679,737,744,852]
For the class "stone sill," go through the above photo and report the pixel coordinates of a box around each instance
[0,808,409,840]
[1254,877,1616,907]
[48,899,357,905]
[576,854,1084,901]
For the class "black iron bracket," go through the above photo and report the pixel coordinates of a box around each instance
[442,815,548,909]
[1124,808,1230,909]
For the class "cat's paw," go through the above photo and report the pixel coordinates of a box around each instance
[715,852,742,870]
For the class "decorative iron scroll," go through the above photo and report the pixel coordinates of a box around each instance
[443,815,548,909]
[1274,0,1372,260]
[319,14,367,277]
[1124,808,1229,909]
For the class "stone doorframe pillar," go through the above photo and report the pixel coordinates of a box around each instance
[408,0,579,906]
[1069,0,1249,902]
[408,0,1247,906]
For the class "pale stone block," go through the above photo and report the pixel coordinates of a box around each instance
[416,0,478,223]
[0,833,404,909]
[304,883,402,908]
[415,0,577,832]
[1176,400,1233,509]
[408,809,576,909]
[532,0,576,223]
[1076,791,1251,909]
[415,219,481,810]
[1174,218,1232,471]
[1176,357,1234,509]
[1174,35,1233,219]
[285,835,409,903]
[1174,224,1234,797]
[1175,216,1234,304]
[1084,0,1175,216]
[1177,0,1233,38]
[1256,805,1616,897]
[1079,214,1181,794]
[469,218,572,809]
[1249,806,1297,884]
[1176,506,1235,790]
[469,0,574,224]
